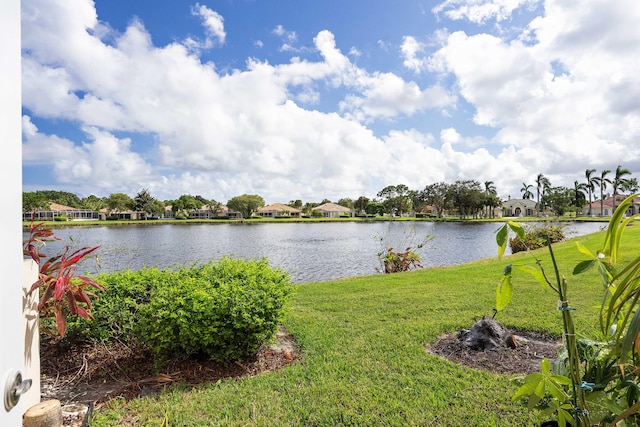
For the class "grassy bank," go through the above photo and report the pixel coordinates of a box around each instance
[89,225,634,426]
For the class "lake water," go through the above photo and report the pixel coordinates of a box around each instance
[28,221,605,283]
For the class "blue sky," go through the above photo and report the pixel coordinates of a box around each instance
[21,0,640,204]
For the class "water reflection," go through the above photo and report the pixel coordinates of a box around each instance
[27,221,605,283]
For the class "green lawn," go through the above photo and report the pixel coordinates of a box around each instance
[90,225,636,426]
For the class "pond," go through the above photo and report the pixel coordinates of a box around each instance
[28,221,605,283]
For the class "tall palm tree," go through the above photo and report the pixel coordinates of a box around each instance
[535,173,551,216]
[594,169,611,216]
[484,181,497,218]
[521,183,534,200]
[584,168,596,216]
[573,180,587,216]
[612,165,631,212]
[622,177,639,193]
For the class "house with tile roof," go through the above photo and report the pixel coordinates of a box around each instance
[582,194,640,217]
[257,203,302,218]
[312,202,353,218]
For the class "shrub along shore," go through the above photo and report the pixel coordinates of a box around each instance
[86,222,638,426]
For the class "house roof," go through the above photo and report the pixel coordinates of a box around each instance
[502,198,537,209]
[583,195,640,209]
[49,202,79,211]
[257,203,301,213]
[312,202,352,212]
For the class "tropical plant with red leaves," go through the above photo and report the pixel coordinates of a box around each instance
[23,220,104,337]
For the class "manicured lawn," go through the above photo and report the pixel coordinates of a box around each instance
[90,225,637,426]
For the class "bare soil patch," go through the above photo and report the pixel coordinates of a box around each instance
[40,327,300,407]
[428,329,563,375]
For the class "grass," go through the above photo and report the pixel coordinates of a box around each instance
[89,224,638,426]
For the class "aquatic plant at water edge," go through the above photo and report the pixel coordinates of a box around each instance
[375,225,433,274]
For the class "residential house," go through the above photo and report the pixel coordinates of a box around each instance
[502,198,537,217]
[23,202,100,222]
[312,202,353,218]
[582,194,640,217]
[99,208,148,220]
[187,204,228,219]
[257,203,302,218]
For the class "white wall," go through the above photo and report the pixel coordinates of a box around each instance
[0,0,27,424]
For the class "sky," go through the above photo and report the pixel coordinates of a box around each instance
[21,0,640,204]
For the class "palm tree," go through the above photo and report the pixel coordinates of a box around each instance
[484,181,497,218]
[612,165,631,212]
[584,168,597,216]
[535,173,551,216]
[521,183,534,200]
[622,177,639,193]
[593,169,611,216]
[573,180,587,216]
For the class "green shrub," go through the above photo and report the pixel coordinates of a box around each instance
[509,224,565,253]
[54,215,68,221]
[65,267,174,343]
[136,257,292,363]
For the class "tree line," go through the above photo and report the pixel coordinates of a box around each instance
[22,165,637,219]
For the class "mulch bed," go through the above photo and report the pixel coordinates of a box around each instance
[40,328,299,407]
[428,329,563,375]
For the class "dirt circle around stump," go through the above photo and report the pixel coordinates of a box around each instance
[427,329,563,375]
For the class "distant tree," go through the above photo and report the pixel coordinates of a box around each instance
[227,194,265,218]
[535,173,551,215]
[23,192,49,213]
[337,198,354,209]
[449,180,484,218]
[134,188,163,218]
[484,181,497,218]
[354,196,370,214]
[377,184,411,216]
[365,200,385,216]
[612,165,631,211]
[320,199,332,205]
[542,186,574,216]
[194,195,211,206]
[184,194,203,210]
[209,200,224,215]
[594,169,612,216]
[573,180,588,216]
[289,199,302,209]
[420,182,451,218]
[302,202,318,215]
[622,177,639,193]
[106,193,134,212]
[584,168,597,216]
[81,195,105,211]
[28,190,83,208]
[520,183,534,200]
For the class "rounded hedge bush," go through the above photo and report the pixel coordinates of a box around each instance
[136,257,292,363]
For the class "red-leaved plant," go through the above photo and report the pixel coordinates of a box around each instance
[23,219,104,337]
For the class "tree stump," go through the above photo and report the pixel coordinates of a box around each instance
[23,399,62,427]
[458,317,513,351]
